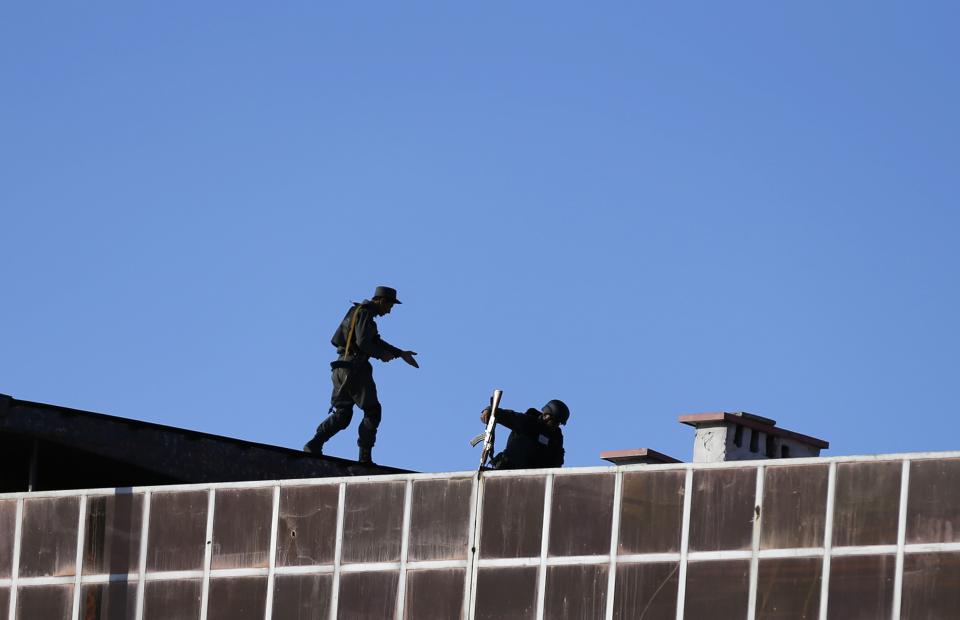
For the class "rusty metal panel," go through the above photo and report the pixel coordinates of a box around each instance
[906,458,960,544]
[276,484,339,567]
[403,569,465,620]
[142,579,202,620]
[272,574,332,620]
[755,557,821,619]
[146,491,208,571]
[211,488,273,569]
[618,470,685,555]
[683,560,750,620]
[544,564,608,619]
[407,478,473,562]
[826,555,894,620]
[612,562,679,620]
[688,468,756,552]
[832,461,901,546]
[336,571,399,619]
[19,496,79,577]
[901,552,960,620]
[549,474,615,557]
[474,566,538,620]
[479,476,545,559]
[16,585,73,620]
[79,582,138,619]
[0,500,15,578]
[760,465,828,550]
[83,494,143,576]
[206,577,267,620]
[340,482,405,564]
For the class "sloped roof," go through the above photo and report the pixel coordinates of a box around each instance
[0,393,407,491]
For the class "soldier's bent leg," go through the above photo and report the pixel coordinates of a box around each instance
[355,375,382,449]
[357,402,382,449]
[307,369,356,447]
[313,402,354,443]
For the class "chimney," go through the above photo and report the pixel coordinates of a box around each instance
[679,412,828,463]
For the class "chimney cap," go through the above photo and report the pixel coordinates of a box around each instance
[600,448,682,465]
[678,412,829,449]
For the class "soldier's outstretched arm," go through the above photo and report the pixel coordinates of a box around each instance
[481,407,521,429]
[354,308,402,359]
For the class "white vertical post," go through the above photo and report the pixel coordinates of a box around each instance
[394,478,414,620]
[534,474,554,620]
[746,466,765,620]
[466,476,486,620]
[263,485,281,620]
[891,460,910,620]
[818,462,837,620]
[328,483,346,620]
[199,488,216,620]
[70,494,88,620]
[604,470,624,620]
[135,491,151,620]
[7,498,24,620]
[674,467,694,620]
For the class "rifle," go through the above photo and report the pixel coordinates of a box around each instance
[470,389,503,471]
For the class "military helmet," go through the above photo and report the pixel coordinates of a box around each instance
[543,399,570,425]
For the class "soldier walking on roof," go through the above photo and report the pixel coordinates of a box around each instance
[304,286,418,463]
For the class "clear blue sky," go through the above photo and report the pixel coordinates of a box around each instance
[2,3,958,472]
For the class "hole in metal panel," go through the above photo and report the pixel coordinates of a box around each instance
[276,484,339,567]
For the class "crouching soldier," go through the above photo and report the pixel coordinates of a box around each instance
[479,399,568,470]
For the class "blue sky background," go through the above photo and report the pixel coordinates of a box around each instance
[2,3,958,473]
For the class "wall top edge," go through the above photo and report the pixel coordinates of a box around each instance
[3,449,959,501]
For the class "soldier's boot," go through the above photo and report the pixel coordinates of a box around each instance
[358,446,373,464]
[303,436,325,455]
